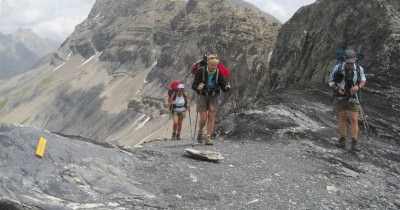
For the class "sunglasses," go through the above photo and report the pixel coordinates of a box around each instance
[207,54,218,60]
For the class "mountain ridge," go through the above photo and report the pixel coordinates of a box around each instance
[0,0,280,145]
[0,29,59,79]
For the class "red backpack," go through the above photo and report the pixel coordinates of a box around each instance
[168,80,183,97]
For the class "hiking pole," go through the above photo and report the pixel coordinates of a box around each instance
[188,109,194,147]
[194,111,199,146]
[165,106,172,140]
[230,96,238,119]
[230,93,244,144]
[355,92,370,141]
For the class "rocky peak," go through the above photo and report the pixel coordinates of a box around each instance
[60,0,280,99]
[11,28,58,57]
[62,0,186,67]
[0,28,59,79]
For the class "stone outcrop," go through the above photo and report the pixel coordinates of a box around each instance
[0,125,163,209]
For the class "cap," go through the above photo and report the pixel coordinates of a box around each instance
[344,50,357,63]
[177,83,185,89]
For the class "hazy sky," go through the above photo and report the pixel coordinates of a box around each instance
[0,0,315,42]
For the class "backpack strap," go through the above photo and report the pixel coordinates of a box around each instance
[183,92,188,108]
[356,64,361,84]
[202,67,206,83]
[215,69,219,86]
[342,63,361,85]
[171,91,176,100]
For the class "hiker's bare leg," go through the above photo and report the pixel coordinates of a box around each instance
[337,111,347,137]
[199,111,207,132]
[349,111,359,139]
[173,116,179,133]
[207,111,216,136]
[177,116,183,133]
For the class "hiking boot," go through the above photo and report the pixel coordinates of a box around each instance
[204,135,213,145]
[211,132,216,139]
[351,139,361,152]
[171,132,176,140]
[176,133,181,140]
[335,137,346,148]
[197,132,203,143]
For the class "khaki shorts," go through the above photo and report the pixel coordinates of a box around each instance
[196,94,219,112]
[333,98,360,113]
[172,111,186,118]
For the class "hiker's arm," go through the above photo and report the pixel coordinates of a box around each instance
[329,65,341,90]
[359,66,367,88]
[352,67,367,93]
[219,72,230,92]
[328,65,338,89]
[184,93,190,111]
[192,70,200,92]
[192,69,204,93]
[352,80,366,93]
[167,95,174,106]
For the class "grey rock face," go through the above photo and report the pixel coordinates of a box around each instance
[62,0,280,96]
[63,0,186,65]
[0,125,164,209]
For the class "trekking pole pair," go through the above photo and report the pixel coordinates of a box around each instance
[354,92,370,141]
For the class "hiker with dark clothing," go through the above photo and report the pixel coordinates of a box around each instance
[192,54,230,145]
[168,83,190,140]
[329,50,366,151]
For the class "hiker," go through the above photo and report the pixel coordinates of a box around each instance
[168,83,190,140]
[329,49,366,151]
[192,53,231,145]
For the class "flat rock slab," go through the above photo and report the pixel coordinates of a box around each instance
[185,148,224,162]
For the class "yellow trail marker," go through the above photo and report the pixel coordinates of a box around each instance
[35,137,47,158]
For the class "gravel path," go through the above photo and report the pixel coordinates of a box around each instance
[130,133,399,209]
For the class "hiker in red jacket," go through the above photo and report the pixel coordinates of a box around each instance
[168,83,190,140]
[192,54,230,145]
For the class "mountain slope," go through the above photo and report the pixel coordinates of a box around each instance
[0,0,280,145]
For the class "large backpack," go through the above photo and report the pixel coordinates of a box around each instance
[191,57,207,75]
[191,55,231,78]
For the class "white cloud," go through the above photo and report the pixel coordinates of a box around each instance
[247,0,316,23]
[0,0,316,41]
[262,1,287,21]
[0,0,95,41]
